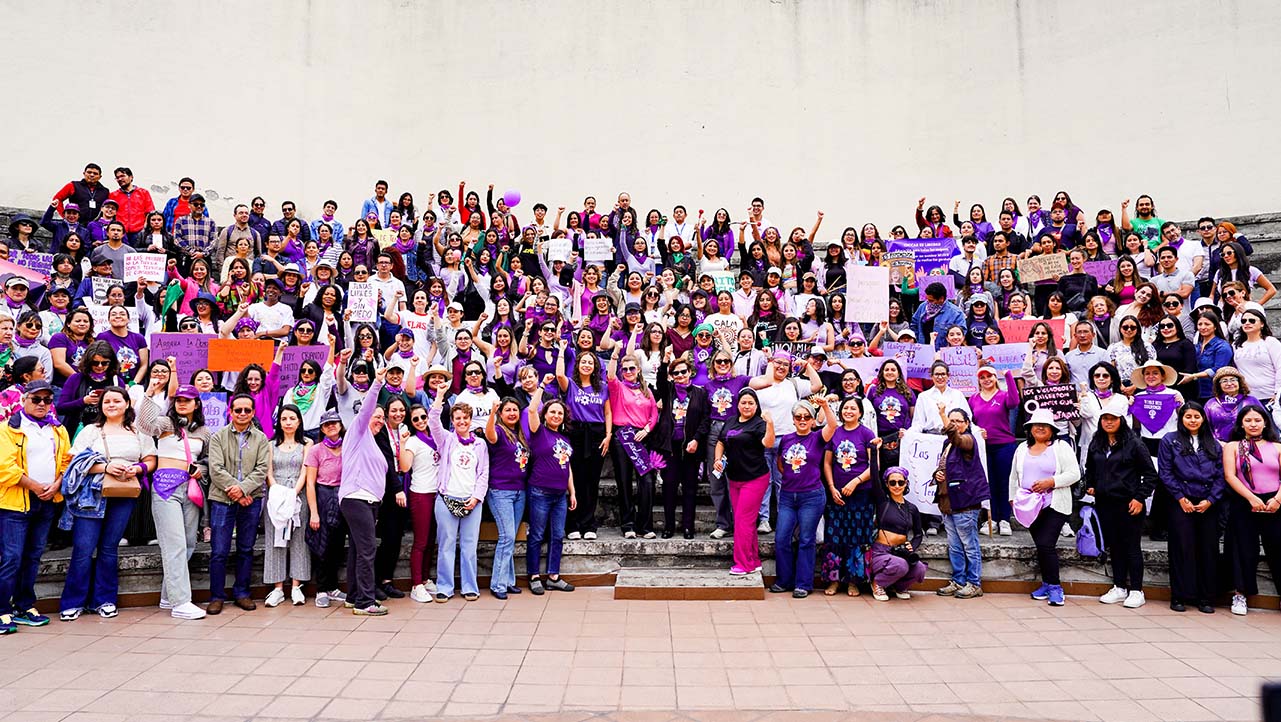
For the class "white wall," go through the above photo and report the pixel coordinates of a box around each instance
[3,0,1279,236]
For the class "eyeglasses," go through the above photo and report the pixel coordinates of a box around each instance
[1198,224,1214,230]
[621,366,638,372]
[29,396,53,405]
[932,371,949,377]
[232,407,254,415]
[1093,371,1111,378]
[297,327,314,333]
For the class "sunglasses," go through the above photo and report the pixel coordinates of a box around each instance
[1198,224,1214,230]
[1224,290,1239,297]
[354,270,369,276]
[1162,301,1181,308]
[465,370,483,376]
[670,369,690,377]
[29,396,53,405]
[792,414,813,421]
[1158,323,1175,330]
[1120,325,1138,332]
[621,366,639,373]
[1092,371,1111,378]
[300,367,317,375]
[232,407,254,415]
[90,359,110,368]
[714,359,731,365]
[411,415,428,422]
[887,479,907,488]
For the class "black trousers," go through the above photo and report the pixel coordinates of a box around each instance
[1029,507,1069,585]
[567,422,607,534]
[1141,438,1170,538]
[374,492,407,583]
[1227,492,1281,596]
[340,498,380,609]
[313,486,349,593]
[704,420,732,532]
[663,441,701,534]
[1167,498,1221,603]
[613,432,655,534]
[1096,497,1146,590]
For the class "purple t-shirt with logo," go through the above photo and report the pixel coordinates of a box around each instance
[567,379,608,425]
[96,330,147,380]
[827,424,875,495]
[486,426,530,491]
[705,374,749,422]
[778,431,825,493]
[523,417,572,491]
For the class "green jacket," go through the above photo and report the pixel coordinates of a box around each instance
[207,424,271,504]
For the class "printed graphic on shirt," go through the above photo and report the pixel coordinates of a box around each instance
[457,445,478,470]
[877,395,904,425]
[515,442,529,471]
[115,345,140,377]
[835,439,860,471]
[711,387,735,415]
[552,437,572,468]
[673,396,689,421]
[783,441,809,472]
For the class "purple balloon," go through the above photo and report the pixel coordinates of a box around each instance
[502,189,521,208]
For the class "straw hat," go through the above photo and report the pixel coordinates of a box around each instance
[1130,360,1176,389]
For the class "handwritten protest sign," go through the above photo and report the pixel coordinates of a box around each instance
[845,265,889,323]
[708,271,736,294]
[11,251,53,278]
[899,430,989,516]
[123,253,167,283]
[545,238,571,263]
[200,392,228,432]
[279,345,330,390]
[84,301,136,331]
[91,277,115,304]
[889,238,958,285]
[835,356,886,383]
[1082,260,1116,287]
[583,237,613,262]
[884,251,916,290]
[150,333,216,383]
[979,342,1030,372]
[941,346,979,393]
[999,317,1065,349]
[1017,253,1069,283]
[346,282,378,323]
[373,229,396,248]
[1023,383,1081,421]
[207,338,274,372]
[883,341,934,379]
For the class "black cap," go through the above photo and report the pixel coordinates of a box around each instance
[25,380,53,395]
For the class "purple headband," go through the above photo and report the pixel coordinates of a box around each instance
[234,317,260,334]
[883,466,910,482]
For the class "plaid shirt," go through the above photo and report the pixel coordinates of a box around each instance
[983,251,1018,284]
[173,215,219,256]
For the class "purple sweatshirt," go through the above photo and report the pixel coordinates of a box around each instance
[338,378,388,501]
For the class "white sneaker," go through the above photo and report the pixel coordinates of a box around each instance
[1123,590,1146,608]
[1060,526,1076,538]
[998,520,1012,536]
[642,531,656,539]
[709,528,728,539]
[757,520,772,534]
[925,527,939,536]
[264,588,286,608]
[315,593,330,608]
[624,530,637,539]
[291,586,305,606]
[583,531,597,540]
[1099,586,1129,604]
[422,580,437,594]
[328,589,347,603]
[158,596,172,610]
[1232,593,1248,616]
[410,584,432,603]
[567,531,582,540]
[979,523,993,536]
[171,602,206,620]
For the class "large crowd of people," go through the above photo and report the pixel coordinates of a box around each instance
[0,164,1280,633]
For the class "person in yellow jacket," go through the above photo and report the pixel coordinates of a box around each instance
[0,380,72,634]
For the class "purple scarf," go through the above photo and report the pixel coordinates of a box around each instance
[322,435,343,449]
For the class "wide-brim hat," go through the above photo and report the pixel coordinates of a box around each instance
[1023,408,1058,433]
[424,364,452,382]
[1130,360,1176,388]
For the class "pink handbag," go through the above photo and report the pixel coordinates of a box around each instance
[182,430,204,508]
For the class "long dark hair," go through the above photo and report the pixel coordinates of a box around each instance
[1087,361,1123,394]
[1116,315,1150,365]
[95,386,136,431]
[233,363,268,396]
[272,403,305,445]
[167,392,206,433]
[1173,402,1220,460]
[1090,406,1138,453]
[1230,403,1280,443]
[78,339,120,378]
[1215,241,1254,289]
[1233,309,1273,347]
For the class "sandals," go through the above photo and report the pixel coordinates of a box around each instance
[824,582,839,596]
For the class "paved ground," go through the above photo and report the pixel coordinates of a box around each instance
[1,587,1274,722]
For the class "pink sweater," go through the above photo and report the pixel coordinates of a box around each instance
[607,378,659,430]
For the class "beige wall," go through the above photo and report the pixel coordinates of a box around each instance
[3,0,1279,236]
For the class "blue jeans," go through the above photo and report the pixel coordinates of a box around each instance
[758,445,783,521]
[208,498,263,601]
[774,488,826,591]
[0,498,57,616]
[526,487,568,577]
[487,488,525,593]
[60,497,136,611]
[434,496,482,597]
[942,508,983,586]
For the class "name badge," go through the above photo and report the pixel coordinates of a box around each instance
[88,199,97,209]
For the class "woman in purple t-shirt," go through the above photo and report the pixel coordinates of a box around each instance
[557,350,611,540]
[821,396,881,596]
[524,379,576,594]
[772,397,836,597]
[484,397,530,600]
[96,305,148,385]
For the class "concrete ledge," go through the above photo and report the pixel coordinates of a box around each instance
[614,568,765,601]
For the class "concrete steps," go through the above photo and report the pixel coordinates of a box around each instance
[614,567,764,601]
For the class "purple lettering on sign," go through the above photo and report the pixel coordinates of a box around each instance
[150,333,216,385]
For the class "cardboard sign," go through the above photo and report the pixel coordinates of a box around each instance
[91,276,116,304]
[201,391,228,432]
[545,238,571,263]
[123,253,167,283]
[708,271,736,294]
[834,355,887,383]
[207,338,274,372]
[583,236,613,262]
[11,251,53,278]
[1017,253,1069,283]
[346,282,378,324]
[940,346,979,393]
[884,251,916,290]
[150,333,216,383]
[84,301,136,332]
[279,344,330,391]
[1023,383,1081,421]
[999,317,1065,349]
[373,228,396,248]
[899,429,990,516]
[980,342,1031,372]
[844,265,889,323]
[883,342,935,379]
[1082,260,1116,287]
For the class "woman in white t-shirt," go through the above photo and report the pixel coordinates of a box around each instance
[401,403,442,603]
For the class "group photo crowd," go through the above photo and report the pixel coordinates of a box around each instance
[2,163,1281,634]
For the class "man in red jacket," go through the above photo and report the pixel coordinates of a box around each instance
[107,166,155,240]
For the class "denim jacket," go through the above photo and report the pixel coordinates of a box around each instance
[57,448,109,530]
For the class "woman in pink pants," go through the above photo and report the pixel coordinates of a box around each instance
[712,388,775,575]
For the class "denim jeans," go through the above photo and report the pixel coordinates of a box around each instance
[487,488,525,593]
[526,487,568,577]
[758,445,782,522]
[208,498,263,601]
[60,496,136,611]
[0,498,57,616]
[434,496,482,597]
[942,508,982,586]
[774,488,826,591]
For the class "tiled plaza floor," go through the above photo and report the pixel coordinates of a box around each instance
[1,587,1273,722]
